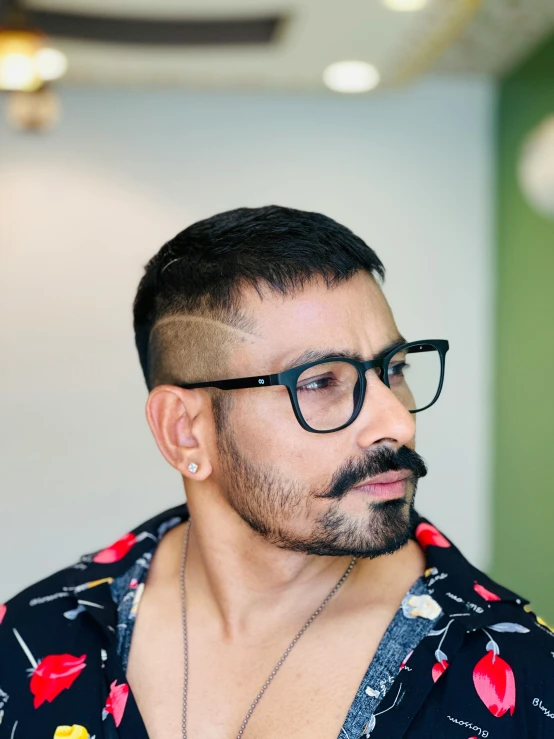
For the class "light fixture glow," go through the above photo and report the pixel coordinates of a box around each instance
[323,60,380,94]
[0,28,67,91]
[0,29,43,91]
[35,47,67,81]
[0,52,35,90]
[382,0,429,10]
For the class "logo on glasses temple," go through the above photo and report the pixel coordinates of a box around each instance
[258,379,265,384]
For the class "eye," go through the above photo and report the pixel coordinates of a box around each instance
[297,375,336,393]
[388,361,409,379]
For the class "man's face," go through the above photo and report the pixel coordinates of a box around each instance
[212,270,427,559]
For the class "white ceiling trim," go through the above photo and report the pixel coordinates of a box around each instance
[385,0,484,86]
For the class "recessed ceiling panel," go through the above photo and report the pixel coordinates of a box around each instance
[26,9,284,45]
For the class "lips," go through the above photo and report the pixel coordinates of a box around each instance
[354,470,411,488]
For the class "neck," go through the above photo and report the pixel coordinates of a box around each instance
[147,494,424,644]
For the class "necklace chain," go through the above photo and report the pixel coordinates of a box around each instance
[179,519,357,739]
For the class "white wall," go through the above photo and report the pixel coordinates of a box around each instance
[0,78,495,603]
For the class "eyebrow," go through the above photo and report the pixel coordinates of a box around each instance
[276,335,408,373]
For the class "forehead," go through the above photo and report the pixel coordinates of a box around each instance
[236,271,400,373]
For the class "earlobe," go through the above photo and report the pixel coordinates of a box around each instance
[184,457,213,481]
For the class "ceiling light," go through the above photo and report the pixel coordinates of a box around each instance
[382,0,429,11]
[323,61,380,94]
[35,48,68,81]
[0,29,44,91]
[0,6,67,93]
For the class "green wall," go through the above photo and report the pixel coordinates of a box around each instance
[492,35,554,622]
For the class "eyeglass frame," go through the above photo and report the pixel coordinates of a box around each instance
[173,338,450,434]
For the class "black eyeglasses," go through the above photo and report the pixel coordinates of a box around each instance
[175,339,449,434]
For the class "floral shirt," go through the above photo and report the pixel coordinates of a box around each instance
[1,503,553,739]
[108,516,439,738]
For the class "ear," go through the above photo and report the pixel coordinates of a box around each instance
[145,385,214,482]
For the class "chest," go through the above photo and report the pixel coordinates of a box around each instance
[126,601,400,739]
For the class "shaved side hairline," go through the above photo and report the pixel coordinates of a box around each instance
[146,309,262,391]
[149,313,262,342]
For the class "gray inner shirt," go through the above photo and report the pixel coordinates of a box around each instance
[111,517,440,739]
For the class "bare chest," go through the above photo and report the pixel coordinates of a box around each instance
[127,603,398,739]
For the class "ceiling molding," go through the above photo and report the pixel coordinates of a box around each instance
[436,0,554,76]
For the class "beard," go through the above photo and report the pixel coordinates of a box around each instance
[216,418,428,559]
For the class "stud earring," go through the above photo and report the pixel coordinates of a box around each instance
[188,462,198,473]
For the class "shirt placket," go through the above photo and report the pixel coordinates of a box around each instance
[362,614,467,738]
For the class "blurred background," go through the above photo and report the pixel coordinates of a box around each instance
[0,0,553,621]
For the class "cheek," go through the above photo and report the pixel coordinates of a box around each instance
[236,392,298,459]
[233,392,346,488]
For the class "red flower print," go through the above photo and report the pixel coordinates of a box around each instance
[474,582,501,601]
[93,533,137,563]
[30,653,87,708]
[415,523,451,550]
[0,604,6,625]
[432,659,449,682]
[473,650,516,717]
[103,680,129,727]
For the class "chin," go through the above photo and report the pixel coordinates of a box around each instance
[359,497,415,557]
[272,496,416,558]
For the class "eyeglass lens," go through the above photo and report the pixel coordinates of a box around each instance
[295,343,442,431]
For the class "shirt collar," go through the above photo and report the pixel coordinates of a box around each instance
[411,510,529,631]
[72,504,526,636]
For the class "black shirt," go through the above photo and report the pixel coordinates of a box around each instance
[0,503,553,738]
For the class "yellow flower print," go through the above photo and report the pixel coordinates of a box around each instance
[53,726,90,739]
[403,593,442,620]
[523,604,554,632]
[130,582,145,617]
[73,577,114,594]
[537,615,554,632]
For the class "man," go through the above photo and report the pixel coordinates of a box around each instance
[0,205,552,739]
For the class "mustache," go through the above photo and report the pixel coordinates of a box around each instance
[314,445,428,500]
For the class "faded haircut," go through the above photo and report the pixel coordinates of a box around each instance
[132,205,386,431]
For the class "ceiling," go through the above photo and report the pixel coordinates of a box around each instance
[5,0,554,90]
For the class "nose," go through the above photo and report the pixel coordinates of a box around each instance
[352,369,416,449]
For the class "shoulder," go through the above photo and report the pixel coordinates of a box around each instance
[0,504,189,653]
[0,561,103,728]
[450,552,554,673]
[0,503,189,630]
[1,559,87,636]
[414,517,554,710]
[0,523,155,719]
[0,553,115,683]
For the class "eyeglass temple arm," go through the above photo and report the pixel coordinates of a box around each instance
[176,374,275,391]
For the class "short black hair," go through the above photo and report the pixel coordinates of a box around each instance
[133,204,385,394]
